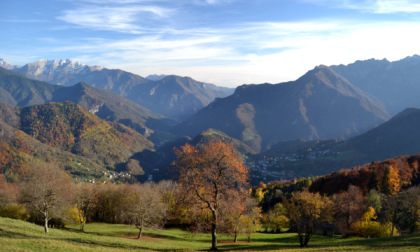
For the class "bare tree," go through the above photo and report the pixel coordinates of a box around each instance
[333,185,365,235]
[20,162,72,233]
[74,183,98,231]
[122,183,167,239]
[221,193,260,242]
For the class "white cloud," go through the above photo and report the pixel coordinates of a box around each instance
[9,0,420,88]
[303,0,420,13]
[57,4,174,33]
[45,19,419,87]
[366,0,420,13]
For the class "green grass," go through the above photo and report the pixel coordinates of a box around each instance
[1,217,419,251]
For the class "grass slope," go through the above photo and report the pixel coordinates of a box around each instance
[1,217,419,251]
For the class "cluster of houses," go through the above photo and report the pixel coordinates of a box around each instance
[247,149,339,182]
[74,170,134,184]
[246,158,297,182]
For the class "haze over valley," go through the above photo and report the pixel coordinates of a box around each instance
[2,55,420,183]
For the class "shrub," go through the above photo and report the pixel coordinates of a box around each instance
[0,203,29,221]
[352,221,394,238]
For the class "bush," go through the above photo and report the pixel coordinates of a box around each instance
[352,221,394,238]
[0,204,29,221]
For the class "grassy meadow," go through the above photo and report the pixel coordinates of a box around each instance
[0,217,419,251]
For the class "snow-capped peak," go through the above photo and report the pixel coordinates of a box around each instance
[21,58,103,78]
[0,58,17,70]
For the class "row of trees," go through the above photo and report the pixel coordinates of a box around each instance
[1,140,419,250]
[255,184,420,247]
[0,161,170,236]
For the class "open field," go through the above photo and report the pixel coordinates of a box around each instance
[0,217,419,251]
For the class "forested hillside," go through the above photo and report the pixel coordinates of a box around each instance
[0,67,174,143]
[0,102,154,182]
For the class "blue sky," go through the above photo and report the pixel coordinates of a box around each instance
[1,0,420,87]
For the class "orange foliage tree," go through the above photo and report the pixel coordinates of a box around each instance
[174,140,249,251]
[382,165,401,196]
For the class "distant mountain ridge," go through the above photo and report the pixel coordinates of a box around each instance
[146,74,167,81]
[331,55,420,115]
[175,65,390,152]
[343,107,420,160]
[0,67,173,141]
[0,58,16,70]
[125,75,234,120]
[5,58,234,120]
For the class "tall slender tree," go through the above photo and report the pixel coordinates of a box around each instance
[382,166,400,196]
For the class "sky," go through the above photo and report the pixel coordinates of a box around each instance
[1,0,420,87]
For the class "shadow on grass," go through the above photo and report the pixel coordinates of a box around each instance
[250,235,298,244]
[337,234,420,249]
[216,243,297,251]
[214,234,420,251]
[73,228,194,242]
[0,230,42,240]
[61,237,160,251]
[1,227,191,251]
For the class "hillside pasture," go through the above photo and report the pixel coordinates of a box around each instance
[0,217,419,251]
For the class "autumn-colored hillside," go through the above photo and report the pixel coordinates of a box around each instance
[0,132,32,182]
[18,102,153,166]
[0,102,156,182]
[309,154,420,195]
[0,68,175,145]
[0,123,108,183]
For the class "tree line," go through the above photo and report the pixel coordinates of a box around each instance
[0,140,419,250]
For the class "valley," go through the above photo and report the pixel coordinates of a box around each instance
[2,55,420,184]
[3,2,420,250]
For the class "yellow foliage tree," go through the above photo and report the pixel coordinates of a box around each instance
[382,166,400,196]
[283,191,333,248]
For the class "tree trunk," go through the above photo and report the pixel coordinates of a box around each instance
[298,234,304,247]
[138,227,143,239]
[391,209,396,236]
[211,210,218,251]
[303,233,311,247]
[233,232,238,242]
[80,215,86,231]
[44,211,49,233]
[391,222,395,236]
[247,235,251,242]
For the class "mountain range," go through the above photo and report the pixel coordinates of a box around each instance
[0,67,173,143]
[1,58,234,121]
[2,55,420,184]
[174,65,390,152]
[331,55,420,115]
